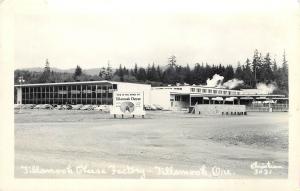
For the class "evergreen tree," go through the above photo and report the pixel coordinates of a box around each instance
[151,63,159,81]
[98,67,106,79]
[137,68,147,81]
[262,53,274,82]
[133,63,138,77]
[234,62,244,80]
[272,58,277,72]
[223,65,234,81]
[118,64,124,81]
[252,49,260,85]
[73,65,82,80]
[156,65,162,82]
[184,64,192,84]
[39,59,51,83]
[105,62,113,80]
[168,55,177,68]
[243,58,254,87]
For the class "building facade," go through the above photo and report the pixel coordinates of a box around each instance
[150,85,287,110]
[14,81,151,105]
[14,81,287,111]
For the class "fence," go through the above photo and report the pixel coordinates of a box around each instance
[246,104,288,112]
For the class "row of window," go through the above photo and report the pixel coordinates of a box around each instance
[190,88,240,95]
[22,89,114,95]
[21,98,113,105]
[20,85,115,93]
[21,93,112,99]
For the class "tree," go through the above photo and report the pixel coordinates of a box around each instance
[276,50,288,95]
[234,62,244,80]
[223,65,234,82]
[243,58,255,87]
[168,55,177,68]
[105,62,113,80]
[184,64,192,84]
[136,67,147,81]
[117,64,124,81]
[262,53,274,82]
[156,65,162,81]
[73,65,82,80]
[272,58,277,72]
[252,49,260,85]
[133,63,138,77]
[39,59,51,83]
[98,67,106,79]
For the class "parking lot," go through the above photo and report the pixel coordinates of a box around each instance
[15,109,288,178]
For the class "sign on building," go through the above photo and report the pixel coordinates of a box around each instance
[110,91,145,117]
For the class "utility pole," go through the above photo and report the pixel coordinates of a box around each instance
[18,76,25,113]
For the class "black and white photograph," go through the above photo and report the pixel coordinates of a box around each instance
[1,0,300,190]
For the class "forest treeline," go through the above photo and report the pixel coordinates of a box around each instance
[14,49,288,95]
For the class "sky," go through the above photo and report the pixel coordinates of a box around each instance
[11,0,298,69]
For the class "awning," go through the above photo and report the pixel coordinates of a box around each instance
[212,97,223,101]
[240,97,254,100]
[256,97,267,100]
[263,100,276,103]
[225,97,237,101]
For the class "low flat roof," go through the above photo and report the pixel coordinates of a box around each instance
[189,93,286,98]
[14,80,152,87]
[153,86,241,91]
[14,80,113,87]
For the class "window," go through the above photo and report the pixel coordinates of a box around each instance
[208,89,212,93]
[175,95,180,101]
[213,90,217,94]
[197,88,201,92]
[191,88,195,92]
[202,89,207,93]
[112,84,117,90]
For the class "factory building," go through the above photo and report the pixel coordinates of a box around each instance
[150,85,287,111]
[14,81,151,106]
[14,81,288,111]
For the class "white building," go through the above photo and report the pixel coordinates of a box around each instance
[14,81,286,110]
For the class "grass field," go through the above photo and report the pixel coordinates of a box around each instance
[14,110,288,178]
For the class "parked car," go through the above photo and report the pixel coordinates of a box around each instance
[153,104,163,110]
[80,105,94,110]
[94,105,110,112]
[71,104,83,110]
[144,105,151,110]
[62,104,72,110]
[33,104,43,109]
[55,105,63,110]
[40,104,54,109]
[150,105,158,110]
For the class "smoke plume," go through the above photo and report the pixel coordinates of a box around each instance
[223,79,244,89]
[206,74,224,88]
[256,83,277,94]
[206,74,243,89]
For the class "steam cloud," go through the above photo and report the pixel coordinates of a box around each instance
[206,74,224,88]
[223,79,244,89]
[206,74,244,89]
[256,83,277,94]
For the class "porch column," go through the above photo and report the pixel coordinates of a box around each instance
[209,97,212,104]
